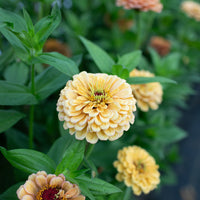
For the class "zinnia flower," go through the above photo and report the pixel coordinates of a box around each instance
[130,69,163,111]
[44,39,71,57]
[17,171,85,200]
[150,36,171,56]
[116,0,163,13]
[57,71,136,144]
[181,1,200,21]
[113,146,160,195]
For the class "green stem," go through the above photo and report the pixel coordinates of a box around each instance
[29,64,35,149]
[135,12,143,50]
[85,143,95,159]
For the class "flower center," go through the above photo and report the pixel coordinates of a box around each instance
[133,162,145,173]
[90,89,108,103]
[36,185,64,200]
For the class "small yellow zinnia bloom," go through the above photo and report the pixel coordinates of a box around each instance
[17,171,85,200]
[181,1,200,21]
[57,71,137,144]
[130,69,163,112]
[116,0,163,13]
[113,146,160,195]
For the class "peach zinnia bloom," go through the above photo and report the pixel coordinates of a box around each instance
[113,146,160,195]
[116,0,163,13]
[57,71,136,144]
[181,1,200,21]
[17,171,85,200]
[130,69,163,112]
[150,36,171,56]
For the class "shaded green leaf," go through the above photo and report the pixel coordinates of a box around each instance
[47,133,74,165]
[0,81,38,105]
[76,175,121,195]
[117,50,141,72]
[0,182,23,200]
[4,62,29,85]
[112,64,129,79]
[0,147,56,174]
[34,66,69,100]
[78,181,95,200]
[36,52,79,76]
[55,139,86,174]
[80,36,115,73]
[127,76,176,84]
[0,110,25,133]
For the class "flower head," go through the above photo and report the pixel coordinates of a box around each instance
[57,71,136,144]
[113,146,160,195]
[150,36,171,56]
[130,69,163,112]
[17,171,85,200]
[44,39,71,57]
[181,1,200,21]
[116,0,163,13]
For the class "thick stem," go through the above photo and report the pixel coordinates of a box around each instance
[29,64,35,149]
[135,12,143,50]
[85,143,95,159]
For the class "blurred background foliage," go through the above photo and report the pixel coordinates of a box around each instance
[0,0,200,199]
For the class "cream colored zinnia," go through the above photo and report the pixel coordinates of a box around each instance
[57,71,136,144]
[130,69,163,112]
[116,0,163,13]
[113,146,160,195]
[17,171,85,200]
[181,1,200,21]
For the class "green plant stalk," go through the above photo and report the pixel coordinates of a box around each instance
[85,143,95,159]
[135,12,143,50]
[29,64,35,149]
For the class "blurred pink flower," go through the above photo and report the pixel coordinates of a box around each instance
[116,0,163,13]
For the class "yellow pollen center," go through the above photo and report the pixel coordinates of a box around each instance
[133,162,145,173]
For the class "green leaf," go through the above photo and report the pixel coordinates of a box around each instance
[78,181,95,200]
[4,62,29,85]
[0,147,56,174]
[5,129,29,149]
[117,50,141,72]
[35,5,61,44]
[148,47,161,68]
[0,110,25,134]
[76,175,121,195]
[80,36,115,73]
[36,52,79,76]
[0,8,26,32]
[55,139,86,174]
[0,27,28,59]
[0,182,23,200]
[23,9,34,35]
[156,126,187,144]
[127,76,176,84]
[34,66,69,100]
[47,133,74,165]
[0,81,38,105]
[112,64,129,79]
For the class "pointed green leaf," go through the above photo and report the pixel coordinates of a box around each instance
[0,147,56,174]
[0,110,25,133]
[55,139,86,174]
[34,66,69,100]
[23,9,34,35]
[80,36,115,73]
[117,50,141,72]
[112,64,129,79]
[76,175,121,195]
[47,133,74,165]
[36,52,79,76]
[127,76,176,84]
[0,182,23,200]
[0,81,38,105]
